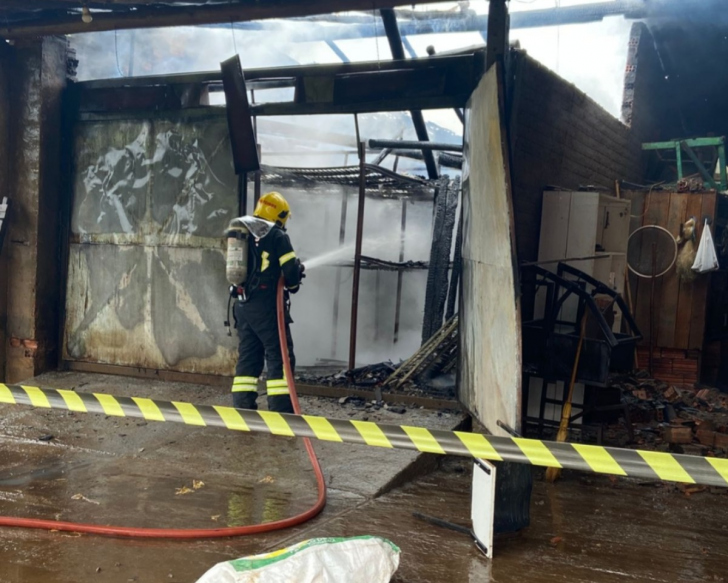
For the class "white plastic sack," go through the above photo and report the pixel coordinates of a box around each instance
[195,536,400,583]
[692,219,719,274]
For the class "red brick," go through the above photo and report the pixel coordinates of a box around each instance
[696,429,716,447]
[714,433,728,452]
[664,425,693,444]
[663,386,683,403]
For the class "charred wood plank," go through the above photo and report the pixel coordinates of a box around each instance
[446,206,463,320]
[422,177,460,344]
[78,53,484,90]
[221,55,260,174]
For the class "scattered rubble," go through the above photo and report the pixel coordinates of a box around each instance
[296,317,458,400]
[297,361,397,390]
[609,373,728,458]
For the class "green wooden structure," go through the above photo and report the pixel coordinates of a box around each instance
[642,137,727,191]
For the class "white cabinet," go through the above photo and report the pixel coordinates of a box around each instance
[536,191,630,330]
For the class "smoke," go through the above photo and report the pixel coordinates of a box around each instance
[253,183,436,367]
[509,8,633,118]
[69,21,465,371]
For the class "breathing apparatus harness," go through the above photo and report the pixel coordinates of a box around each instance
[223,216,304,335]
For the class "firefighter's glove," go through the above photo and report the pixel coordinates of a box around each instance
[296,258,306,280]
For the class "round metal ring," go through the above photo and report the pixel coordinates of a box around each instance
[627,224,678,279]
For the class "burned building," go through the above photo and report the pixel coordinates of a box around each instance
[1,0,728,580]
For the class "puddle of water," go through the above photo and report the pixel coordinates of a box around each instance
[1,436,727,582]
[0,460,92,488]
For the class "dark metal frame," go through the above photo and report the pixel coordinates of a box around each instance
[521,262,642,437]
[523,263,642,386]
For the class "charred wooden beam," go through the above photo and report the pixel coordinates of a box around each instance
[422,178,460,344]
[78,52,483,90]
[78,53,484,116]
[220,55,260,174]
[375,149,462,169]
[0,0,448,39]
[369,139,462,152]
[248,95,469,116]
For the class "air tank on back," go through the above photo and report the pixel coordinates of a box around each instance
[225,218,249,285]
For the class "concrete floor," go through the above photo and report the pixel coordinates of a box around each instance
[1,372,728,582]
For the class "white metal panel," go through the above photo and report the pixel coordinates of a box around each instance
[459,65,521,436]
[471,460,497,559]
[538,191,571,265]
[599,198,631,254]
[558,192,598,322]
[565,191,599,274]
[535,191,571,319]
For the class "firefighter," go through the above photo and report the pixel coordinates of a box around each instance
[229,191,304,414]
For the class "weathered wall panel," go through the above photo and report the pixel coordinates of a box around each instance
[625,190,717,352]
[0,42,12,382]
[459,65,522,436]
[64,113,239,373]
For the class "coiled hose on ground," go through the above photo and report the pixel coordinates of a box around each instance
[0,277,327,538]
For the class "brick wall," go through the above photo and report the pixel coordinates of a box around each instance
[637,347,700,389]
[508,50,644,268]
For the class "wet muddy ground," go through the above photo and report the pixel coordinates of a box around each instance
[1,373,727,582]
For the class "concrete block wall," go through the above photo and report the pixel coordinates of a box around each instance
[508,50,644,271]
[1,37,67,383]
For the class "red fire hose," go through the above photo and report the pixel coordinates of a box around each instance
[0,277,327,538]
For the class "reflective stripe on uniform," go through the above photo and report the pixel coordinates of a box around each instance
[279,251,296,266]
[267,379,290,396]
[232,376,258,393]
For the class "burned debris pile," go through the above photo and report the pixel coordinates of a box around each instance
[297,316,459,399]
[610,372,728,456]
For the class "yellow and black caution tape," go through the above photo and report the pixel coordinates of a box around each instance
[1,383,727,488]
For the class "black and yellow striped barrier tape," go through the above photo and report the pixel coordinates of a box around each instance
[1,383,727,488]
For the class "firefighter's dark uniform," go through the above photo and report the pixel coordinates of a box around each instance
[232,225,302,414]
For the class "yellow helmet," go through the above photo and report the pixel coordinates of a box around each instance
[254,191,291,227]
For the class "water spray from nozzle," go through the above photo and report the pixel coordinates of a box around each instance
[301,233,402,272]
[301,243,356,271]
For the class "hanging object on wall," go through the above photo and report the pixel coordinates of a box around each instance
[692,219,719,274]
[675,217,698,282]
[627,225,678,375]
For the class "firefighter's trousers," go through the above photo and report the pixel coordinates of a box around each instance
[232,297,295,414]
